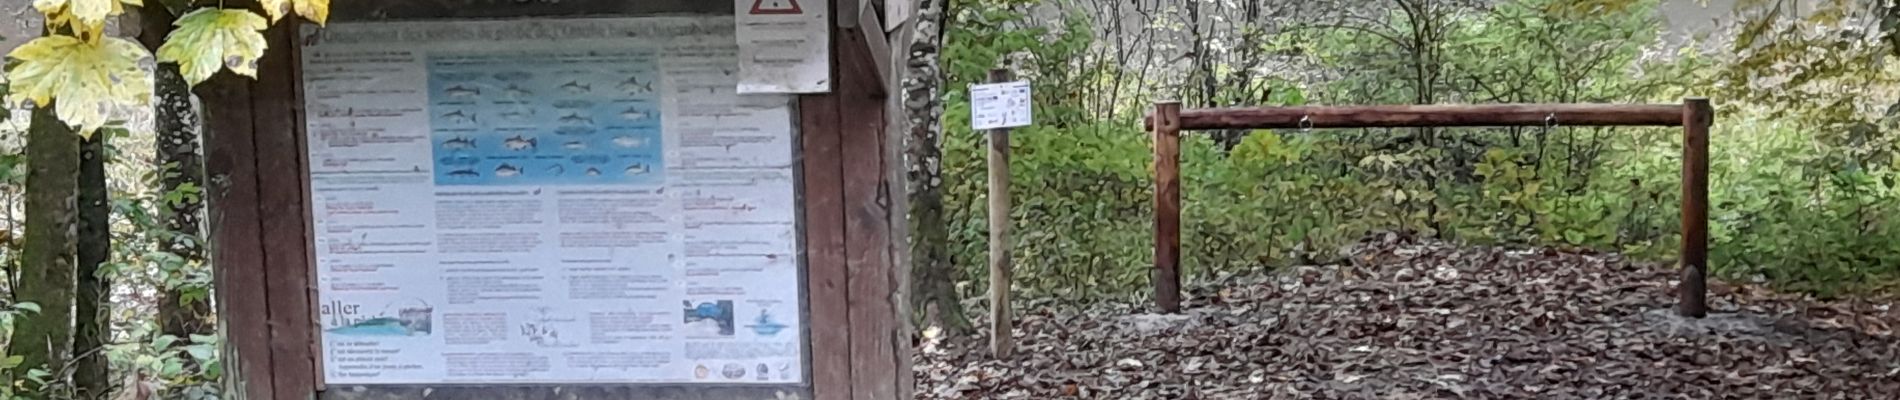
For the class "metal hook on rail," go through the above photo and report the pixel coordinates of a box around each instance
[1298,115,1314,132]
[1541,113,1558,136]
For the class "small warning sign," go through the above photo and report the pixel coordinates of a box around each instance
[751,0,803,15]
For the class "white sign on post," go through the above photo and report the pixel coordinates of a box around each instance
[971,81,1032,130]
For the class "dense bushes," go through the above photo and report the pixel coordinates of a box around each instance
[937,0,1900,303]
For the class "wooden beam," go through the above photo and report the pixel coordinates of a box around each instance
[852,4,892,98]
[251,21,318,398]
[1145,104,1686,131]
[1151,102,1182,314]
[1678,98,1713,318]
[984,69,1015,358]
[198,57,276,400]
[800,93,853,400]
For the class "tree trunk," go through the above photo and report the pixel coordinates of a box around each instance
[141,3,214,344]
[9,104,80,386]
[73,132,111,400]
[904,0,967,334]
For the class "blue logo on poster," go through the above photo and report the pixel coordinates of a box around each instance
[747,309,789,336]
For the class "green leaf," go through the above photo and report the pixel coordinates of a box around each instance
[152,334,179,351]
[4,34,153,134]
[12,302,41,314]
[157,8,270,85]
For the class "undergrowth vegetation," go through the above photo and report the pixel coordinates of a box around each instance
[935,0,1900,303]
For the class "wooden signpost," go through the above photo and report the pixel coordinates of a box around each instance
[199,1,916,399]
[970,68,1032,358]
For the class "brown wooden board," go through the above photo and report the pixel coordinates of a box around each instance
[251,21,321,398]
[1146,104,1686,131]
[799,93,853,400]
[198,54,276,400]
[331,0,728,21]
[835,23,902,400]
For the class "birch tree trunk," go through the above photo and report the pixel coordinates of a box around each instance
[904,0,967,333]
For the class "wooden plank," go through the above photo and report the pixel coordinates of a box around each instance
[800,93,853,400]
[1678,98,1713,318]
[984,69,1013,358]
[836,21,901,400]
[250,21,319,398]
[1146,104,1686,131]
[1151,102,1182,314]
[320,385,809,399]
[332,0,725,21]
[854,5,892,97]
[197,57,275,400]
[288,21,327,392]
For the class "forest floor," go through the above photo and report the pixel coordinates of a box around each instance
[914,235,1900,399]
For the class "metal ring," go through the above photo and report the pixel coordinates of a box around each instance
[1298,115,1314,132]
[1544,113,1558,129]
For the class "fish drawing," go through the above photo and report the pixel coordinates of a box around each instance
[620,108,654,121]
[495,163,523,178]
[446,169,480,178]
[444,84,482,98]
[624,163,651,176]
[560,80,592,94]
[558,113,595,126]
[617,76,654,94]
[545,164,567,176]
[504,135,537,151]
[563,141,588,151]
[504,84,534,98]
[442,110,478,124]
[440,155,481,166]
[555,126,597,136]
[612,135,648,148]
[585,167,603,177]
[499,108,534,121]
[442,137,477,150]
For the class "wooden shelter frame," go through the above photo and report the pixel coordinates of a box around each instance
[1145,99,1716,318]
[197,1,916,399]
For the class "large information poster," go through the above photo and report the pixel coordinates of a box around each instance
[300,16,806,385]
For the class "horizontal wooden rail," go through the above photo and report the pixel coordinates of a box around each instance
[1144,104,1685,131]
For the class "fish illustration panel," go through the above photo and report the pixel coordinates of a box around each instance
[427,50,666,186]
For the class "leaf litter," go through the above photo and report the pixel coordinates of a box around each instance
[915,234,1900,399]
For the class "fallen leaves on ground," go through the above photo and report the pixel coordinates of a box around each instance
[916,235,1900,399]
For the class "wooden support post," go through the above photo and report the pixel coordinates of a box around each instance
[1678,98,1712,318]
[1152,102,1183,314]
[986,68,1015,358]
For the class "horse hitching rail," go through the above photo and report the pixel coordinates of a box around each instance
[1144,99,1715,318]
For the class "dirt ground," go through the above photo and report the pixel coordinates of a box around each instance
[914,235,1900,399]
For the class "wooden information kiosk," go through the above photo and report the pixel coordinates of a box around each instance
[200,1,914,398]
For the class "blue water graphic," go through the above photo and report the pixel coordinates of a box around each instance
[427,49,665,186]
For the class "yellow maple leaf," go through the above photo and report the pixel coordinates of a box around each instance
[258,0,330,25]
[32,0,140,33]
[5,35,154,135]
[156,8,270,85]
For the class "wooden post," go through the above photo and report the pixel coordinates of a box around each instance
[986,68,1015,358]
[1152,102,1183,313]
[1678,98,1712,318]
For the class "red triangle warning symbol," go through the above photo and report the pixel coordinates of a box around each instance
[751,0,803,15]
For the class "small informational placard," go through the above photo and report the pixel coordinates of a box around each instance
[971,81,1032,130]
[299,16,806,386]
[736,0,831,93]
